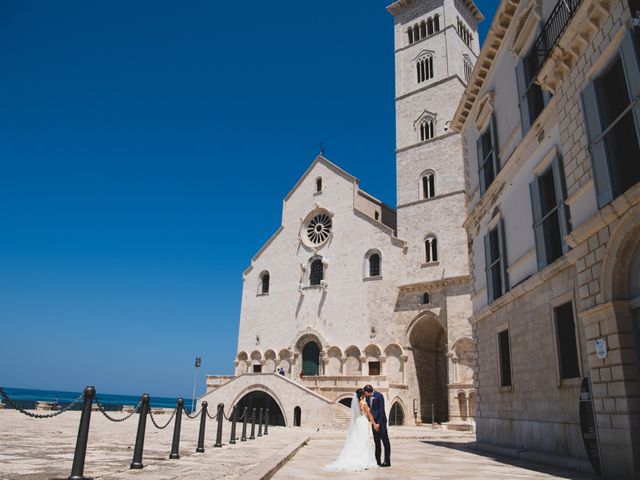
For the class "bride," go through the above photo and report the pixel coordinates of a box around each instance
[324,388,378,471]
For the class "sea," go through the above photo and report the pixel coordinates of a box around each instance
[1,387,194,412]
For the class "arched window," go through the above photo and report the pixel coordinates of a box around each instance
[416,54,434,83]
[413,24,420,42]
[422,292,431,304]
[419,118,434,141]
[422,172,435,199]
[407,28,414,44]
[427,18,433,35]
[420,21,427,38]
[310,258,324,285]
[463,55,473,82]
[315,177,322,193]
[260,272,270,294]
[425,236,438,263]
[369,253,381,277]
[434,14,440,31]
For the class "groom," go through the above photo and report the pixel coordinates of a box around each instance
[363,384,391,467]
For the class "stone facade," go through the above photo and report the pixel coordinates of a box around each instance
[202,0,481,433]
[453,0,640,475]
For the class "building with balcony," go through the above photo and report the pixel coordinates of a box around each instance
[452,0,640,475]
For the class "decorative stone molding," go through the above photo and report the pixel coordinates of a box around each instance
[536,0,613,93]
[474,91,495,132]
[511,0,542,57]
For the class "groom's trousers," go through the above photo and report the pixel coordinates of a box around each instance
[372,426,391,465]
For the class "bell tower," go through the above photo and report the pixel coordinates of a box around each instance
[388,0,482,284]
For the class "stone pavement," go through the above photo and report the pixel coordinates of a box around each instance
[0,409,599,480]
[0,409,305,479]
[273,431,599,480]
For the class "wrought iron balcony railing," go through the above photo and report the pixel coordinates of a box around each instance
[533,0,583,76]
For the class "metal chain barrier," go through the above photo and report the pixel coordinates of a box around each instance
[183,405,202,419]
[95,397,142,423]
[149,407,177,430]
[0,387,84,419]
[206,406,218,420]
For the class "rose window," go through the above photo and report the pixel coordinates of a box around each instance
[306,212,332,245]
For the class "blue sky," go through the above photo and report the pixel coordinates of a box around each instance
[0,0,498,398]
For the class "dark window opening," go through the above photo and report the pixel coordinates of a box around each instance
[369,361,381,376]
[539,169,563,263]
[302,342,320,376]
[422,292,430,304]
[369,253,381,277]
[425,237,438,263]
[310,259,324,285]
[596,56,640,196]
[389,402,404,426]
[423,173,435,198]
[253,364,262,373]
[479,128,496,190]
[316,177,322,192]
[498,330,512,387]
[555,303,580,379]
[261,273,270,294]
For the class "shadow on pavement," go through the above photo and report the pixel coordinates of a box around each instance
[420,441,597,480]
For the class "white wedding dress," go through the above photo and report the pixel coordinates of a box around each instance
[324,394,378,472]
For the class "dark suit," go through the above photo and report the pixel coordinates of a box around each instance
[367,391,390,465]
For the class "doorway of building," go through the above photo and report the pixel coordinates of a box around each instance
[389,402,404,426]
[302,342,320,376]
[235,390,284,426]
[409,315,449,423]
[294,406,301,426]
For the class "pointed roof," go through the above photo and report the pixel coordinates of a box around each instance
[283,154,358,202]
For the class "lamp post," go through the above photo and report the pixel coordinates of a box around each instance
[191,356,202,414]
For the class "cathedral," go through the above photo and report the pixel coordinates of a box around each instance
[200,0,482,428]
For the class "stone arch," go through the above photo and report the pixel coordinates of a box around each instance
[389,397,406,426]
[250,350,263,373]
[294,406,302,426]
[278,349,292,374]
[337,394,353,408]
[364,344,382,375]
[326,346,343,375]
[293,329,326,352]
[344,345,362,375]
[601,208,640,302]
[236,351,249,375]
[230,384,287,426]
[363,249,382,278]
[263,349,277,373]
[408,312,449,423]
[385,344,405,384]
[450,337,475,385]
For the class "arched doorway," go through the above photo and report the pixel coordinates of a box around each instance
[389,402,404,426]
[235,390,285,426]
[338,397,352,408]
[629,239,640,374]
[302,342,320,376]
[409,314,449,423]
[294,406,301,426]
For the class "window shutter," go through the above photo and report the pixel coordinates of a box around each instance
[551,156,571,253]
[620,29,640,136]
[484,233,494,303]
[498,219,509,293]
[490,114,500,178]
[516,59,531,134]
[529,178,547,270]
[581,82,612,207]
[477,136,486,195]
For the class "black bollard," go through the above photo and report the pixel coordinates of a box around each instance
[196,401,208,453]
[215,403,224,448]
[130,393,150,470]
[240,407,248,442]
[257,408,263,437]
[264,408,269,436]
[169,398,184,459]
[68,386,96,480]
[229,406,238,444]
[249,408,256,440]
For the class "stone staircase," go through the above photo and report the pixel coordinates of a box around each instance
[330,403,352,428]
